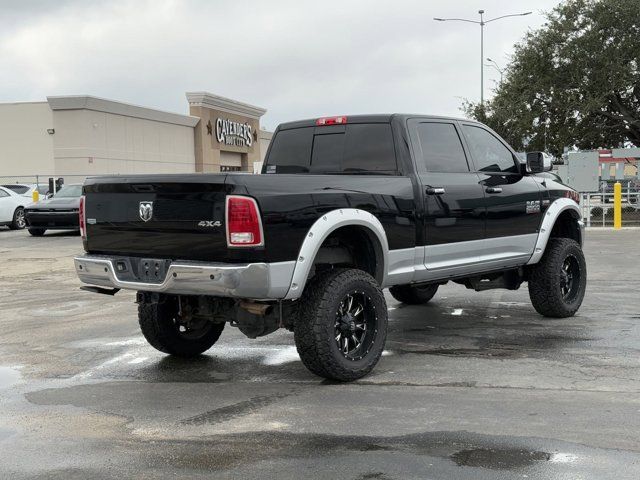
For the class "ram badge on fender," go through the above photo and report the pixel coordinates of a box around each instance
[74,114,586,381]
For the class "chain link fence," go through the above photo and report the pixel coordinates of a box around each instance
[581,191,640,227]
[0,174,96,197]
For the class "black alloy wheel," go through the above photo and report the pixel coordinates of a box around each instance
[334,291,378,361]
[138,295,225,357]
[294,268,388,381]
[528,238,587,318]
[560,255,580,302]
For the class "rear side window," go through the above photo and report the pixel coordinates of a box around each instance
[342,124,397,172]
[265,123,397,174]
[416,123,469,173]
[2,185,29,194]
[462,125,518,173]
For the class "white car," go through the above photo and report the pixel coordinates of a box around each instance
[1,183,49,199]
[0,186,27,229]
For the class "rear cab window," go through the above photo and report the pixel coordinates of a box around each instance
[264,122,398,174]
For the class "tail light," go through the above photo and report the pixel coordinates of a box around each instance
[226,195,264,247]
[316,116,347,126]
[79,195,86,239]
[565,190,580,203]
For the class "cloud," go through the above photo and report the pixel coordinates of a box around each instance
[0,0,558,130]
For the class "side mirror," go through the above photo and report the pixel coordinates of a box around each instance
[526,151,551,173]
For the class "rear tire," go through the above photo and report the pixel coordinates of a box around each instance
[294,268,387,381]
[528,238,586,318]
[138,296,224,357]
[9,207,26,230]
[389,283,438,304]
[28,228,45,236]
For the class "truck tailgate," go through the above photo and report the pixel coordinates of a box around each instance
[83,176,229,261]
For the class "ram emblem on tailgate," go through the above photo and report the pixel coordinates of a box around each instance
[139,201,153,222]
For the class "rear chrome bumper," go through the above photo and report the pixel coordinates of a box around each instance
[74,255,295,299]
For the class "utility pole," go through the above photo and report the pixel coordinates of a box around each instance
[434,10,531,106]
[480,10,484,104]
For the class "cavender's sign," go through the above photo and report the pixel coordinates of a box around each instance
[216,118,253,147]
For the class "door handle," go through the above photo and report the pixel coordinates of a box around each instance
[426,187,446,195]
[485,187,502,194]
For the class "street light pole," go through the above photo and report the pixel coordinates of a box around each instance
[480,10,484,105]
[434,9,532,107]
[486,57,504,83]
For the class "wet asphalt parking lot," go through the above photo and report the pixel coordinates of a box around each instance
[0,228,639,479]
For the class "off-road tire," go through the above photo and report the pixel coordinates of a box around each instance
[138,297,224,357]
[294,268,388,381]
[389,283,438,304]
[9,207,26,230]
[528,238,586,318]
[28,228,45,236]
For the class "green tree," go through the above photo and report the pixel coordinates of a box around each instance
[463,0,640,156]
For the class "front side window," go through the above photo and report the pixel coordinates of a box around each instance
[416,122,469,173]
[462,125,518,173]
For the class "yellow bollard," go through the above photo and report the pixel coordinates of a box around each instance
[32,189,39,203]
[613,182,622,229]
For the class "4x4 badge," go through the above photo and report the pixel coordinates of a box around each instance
[139,201,153,222]
[198,220,222,227]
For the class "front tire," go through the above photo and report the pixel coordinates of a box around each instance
[9,207,26,230]
[294,268,388,381]
[389,283,438,304]
[528,238,586,318]
[28,228,45,236]
[138,296,224,357]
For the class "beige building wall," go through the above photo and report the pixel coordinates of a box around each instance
[0,93,272,182]
[252,129,274,173]
[259,129,273,162]
[48,96,199,180]
[0,102,54,180]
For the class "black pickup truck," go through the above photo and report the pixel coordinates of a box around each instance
[75,114,586,381]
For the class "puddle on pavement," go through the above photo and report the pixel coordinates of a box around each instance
[395,333,594,359]
[0,428,13,439]
[451,447,550,469]
[397,347,517,358]
[0,366,21,389]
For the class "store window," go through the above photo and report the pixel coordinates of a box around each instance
[220,165,242,172]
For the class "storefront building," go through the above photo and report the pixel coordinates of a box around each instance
[0,92,270,182]
[187,92,266,173]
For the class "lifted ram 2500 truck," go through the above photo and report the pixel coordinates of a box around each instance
[75,114,586,381]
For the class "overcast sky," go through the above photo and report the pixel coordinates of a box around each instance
[0,0,560,130]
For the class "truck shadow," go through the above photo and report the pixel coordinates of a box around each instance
[384,301,596,360]
[130,300,596,384]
